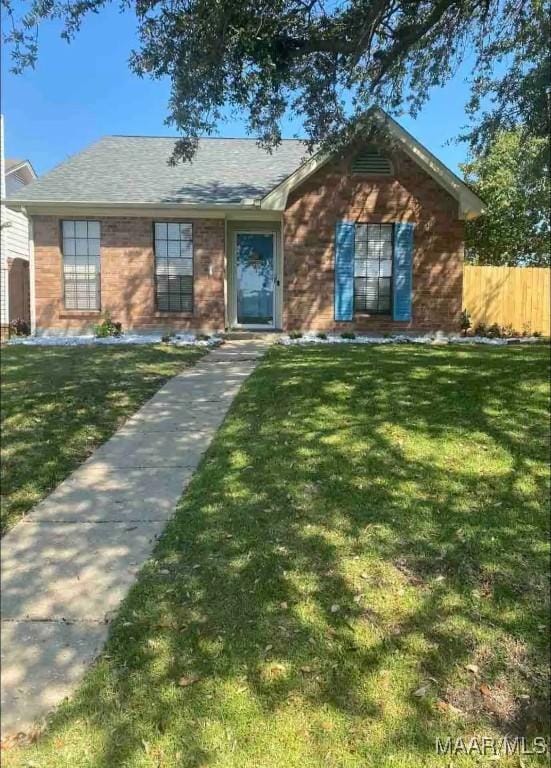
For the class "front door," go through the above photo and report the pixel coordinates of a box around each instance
[235,232,275,327]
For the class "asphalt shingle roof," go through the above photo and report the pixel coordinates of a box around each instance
[8,136,310,205]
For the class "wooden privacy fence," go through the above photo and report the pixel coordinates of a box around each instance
[463,265,550,336]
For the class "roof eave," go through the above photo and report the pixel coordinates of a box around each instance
[375,110,485,219]
[260,150,330,210]
[5,199,263,213]
[6,159,37,180]
[260,108,485,219]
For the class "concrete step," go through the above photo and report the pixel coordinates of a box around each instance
[223,331,282,341]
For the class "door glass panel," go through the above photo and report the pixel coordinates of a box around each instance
[236,233,274,324]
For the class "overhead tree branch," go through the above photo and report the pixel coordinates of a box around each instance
[2,0,548,165]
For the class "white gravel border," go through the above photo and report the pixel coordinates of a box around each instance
[8,333,224,348]
[279,332,543,347]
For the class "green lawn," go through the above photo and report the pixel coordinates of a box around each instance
[4,344,550,767]
[0,344,205,534]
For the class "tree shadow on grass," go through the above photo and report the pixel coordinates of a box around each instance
[0,344,204,534]
[13,344,550,767]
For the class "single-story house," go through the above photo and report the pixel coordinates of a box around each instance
[6,109,484,335]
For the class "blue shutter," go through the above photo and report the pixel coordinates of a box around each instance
[334,220,355,321]
[392,222,414,321]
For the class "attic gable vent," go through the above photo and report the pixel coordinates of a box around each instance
[352,148,392,175]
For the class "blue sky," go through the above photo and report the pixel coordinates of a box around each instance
[2,5,476,176]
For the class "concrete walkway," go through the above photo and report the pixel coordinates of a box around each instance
[0,339,269,737]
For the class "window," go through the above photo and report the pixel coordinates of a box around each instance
[62,220,100,310]
[354,224,393,314]
[154,222,193,312]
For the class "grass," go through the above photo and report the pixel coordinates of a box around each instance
[0,344,205,534]
[3,344,550,767]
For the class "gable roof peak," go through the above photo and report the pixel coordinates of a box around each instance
[261,108,485,220]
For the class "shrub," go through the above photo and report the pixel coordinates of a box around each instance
[93,313,123,338]
[474,322,525,339]
[196,333,211,341]
[474,322,489,337]
[289,331,303,339]
[460,309,471,336]
[9,318,30,337]
[500,323,517,338]
[161,334,171,344]
[486,323,503,338]
[340,331,356,340]
[316,332,328,340]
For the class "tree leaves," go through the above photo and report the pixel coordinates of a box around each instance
[463,130,550,266]
[3,0,548,165]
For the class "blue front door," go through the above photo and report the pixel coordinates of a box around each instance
[236,232,274,325]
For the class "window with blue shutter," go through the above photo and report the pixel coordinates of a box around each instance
[392,222,414,321]
[354,224,393,314]
[334,221,355,321]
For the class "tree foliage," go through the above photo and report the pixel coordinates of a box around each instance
[2,0,549,163]
[462,130,550,266]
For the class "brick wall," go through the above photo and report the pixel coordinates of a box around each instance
[33,216,225,334]
[283,147,464,332]
[32,151,464,335]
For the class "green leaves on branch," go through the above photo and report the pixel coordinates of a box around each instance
[462,131,550,267]
[2,1,549,164]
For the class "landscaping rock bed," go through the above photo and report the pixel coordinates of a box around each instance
[9,333,224,348]
[279,332,543,347]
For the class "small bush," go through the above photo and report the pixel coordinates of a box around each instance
[9,318,30,337]
[500,324,517,339]
[196,333,211,341]
[289,331,303,339]
[316,332,328,340]
[486,323,503,338]
[474,322,489,337]
[460,309,471,336]
[161,334,171,344]
[340,331,356,340]
[473,322,523,339]
[93,313,123,338]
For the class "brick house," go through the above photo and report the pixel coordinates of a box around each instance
[6,109,484,336]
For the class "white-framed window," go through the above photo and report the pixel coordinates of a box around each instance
[62,220,101,310]
[154,222,193,312]
[354,223,393,314]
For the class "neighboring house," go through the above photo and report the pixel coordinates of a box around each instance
[1,117,36,336]
[5,109,484,336]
